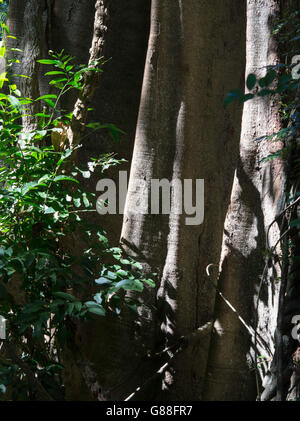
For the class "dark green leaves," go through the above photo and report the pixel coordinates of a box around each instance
[0,47,155,400]
[52,292,78,301]
[225,69,279,107]
[290,219,300,228]
[114,279,144,292]
[258,70,276,88]
[246,74,256,90]
[87,306,106,316]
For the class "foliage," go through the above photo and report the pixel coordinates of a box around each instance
[0,26,155,400]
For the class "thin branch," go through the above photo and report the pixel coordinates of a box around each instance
[68,0,110,149]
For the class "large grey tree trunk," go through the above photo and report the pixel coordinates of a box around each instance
[204,0,283,401]
[120,0,246,400]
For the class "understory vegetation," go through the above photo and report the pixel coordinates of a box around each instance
[0,23,155,400]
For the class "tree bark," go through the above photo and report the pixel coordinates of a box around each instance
[204,0,283,401]
[20,0,44,131]
[119,0,246,400]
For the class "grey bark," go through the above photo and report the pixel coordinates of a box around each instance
[120,0,246,400]
[204,0,283,401]
[20,0,44,131]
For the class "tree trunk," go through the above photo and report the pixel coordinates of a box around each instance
[120,0,246,400]
[204,0,283,400]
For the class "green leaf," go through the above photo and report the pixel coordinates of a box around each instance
[35,112,51,118]
[37,59,58,65]
[73,197,81,207]
[49,77,68,84]
[94,293,102,305]
[57,148,73,165]
[0,72,7,89]
[240,93,254,103]
[21,181,40,196]
[94,277,112,285]
[1,23,9,35]
[54,175,79,183]
[8,48,23,53]
[85,301,98,307]
[66,302,75,315]
[143,278,155,288]
[290,219,300,227]
[43,98,55,108]
[116,269,128,277]
[82,170,91,179]
[264,70,277,86]
[257,89,272,97]
[43,206,55,214]
[8,95,21,112]
[246,73,256,90]
[0,44,5,58]
[74,302,82,312]
[114,279,144,292]
[52,291,77,301]
[82,193,89,207]
[44,71,66,76]
[132,262,143,270]
[38,175,51,183]
[36,94,58,101]
[87,306,106,316]
[11,74,31,79]
[106,270,117,280]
